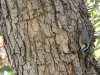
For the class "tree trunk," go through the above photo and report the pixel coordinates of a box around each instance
[0,0,99,75]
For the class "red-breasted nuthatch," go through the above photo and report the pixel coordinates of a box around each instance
[79,22,93,51]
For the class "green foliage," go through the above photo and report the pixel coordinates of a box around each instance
[0,66,12,72]
[86,0,100,61]
[86,0,100,24]
[0,66,14,75]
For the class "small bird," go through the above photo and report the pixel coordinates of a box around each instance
[79,22,93,51]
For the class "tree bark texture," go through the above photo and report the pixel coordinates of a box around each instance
[0,0,98,75]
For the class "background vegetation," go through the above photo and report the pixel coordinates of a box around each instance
[86,0,100,61]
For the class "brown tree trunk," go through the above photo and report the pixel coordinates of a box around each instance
[0,0,98,75]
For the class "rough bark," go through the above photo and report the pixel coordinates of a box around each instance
[0,0,98,75]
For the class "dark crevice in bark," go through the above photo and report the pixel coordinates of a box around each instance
[92,59,100,74]
[15,0,20,16]
[50,0,58,26]
[21,65,23,75]
[39,0,45,12]
[22,40,27,64]
[78,2,90,19]
[75,19,80,44]
[59,0,65,14]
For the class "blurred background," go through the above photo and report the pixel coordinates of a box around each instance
[0,35,14,75]
[86,0,100,61]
